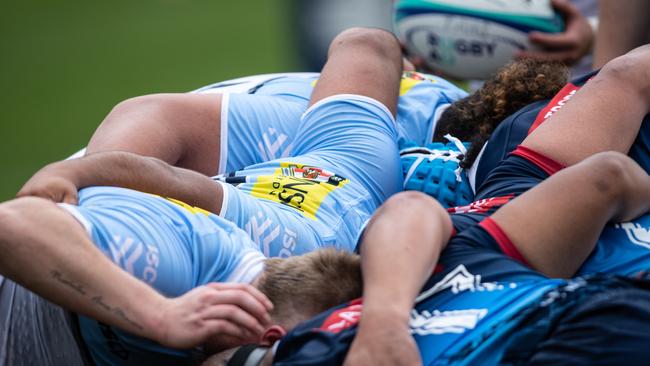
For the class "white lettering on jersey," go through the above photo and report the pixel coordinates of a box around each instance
[244,212,298,257]
[279,229,297,258]
[416,265,513,303]
[615,222,650,250]
[107,235,159,284]
[409,308,488,335]
[245,212,280,256]
[258,128,293,162]
[542,89,577,120]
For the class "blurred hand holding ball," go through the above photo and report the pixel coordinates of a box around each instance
[395,0,564,79]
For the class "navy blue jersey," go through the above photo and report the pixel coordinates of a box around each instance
[448,145,562,235]
[474,70,650,190]
[275,223,631,366]
[450,145,650,278]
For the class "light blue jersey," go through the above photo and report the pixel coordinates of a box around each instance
[216,95,402,256]
[195,72,467,174]
[60,187,265,366]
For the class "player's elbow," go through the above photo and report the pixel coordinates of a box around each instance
[384,191,453,239]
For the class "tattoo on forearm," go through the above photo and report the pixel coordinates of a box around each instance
[50,269,144,331]
[114,307,143,331]
[50,270,87,295]
[92,295,111,311]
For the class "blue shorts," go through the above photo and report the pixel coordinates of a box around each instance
[217,94,402,255]
[217,75,317,174]
[209,72,466,175]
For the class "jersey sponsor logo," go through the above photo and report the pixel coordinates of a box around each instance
[615,222,650,250]
[416,264,513,303]
[447,194,514,214]
[400,71,435,96]
[251,163,348,220]
[106,235,160,284]
[410,308,488,336]
[319,299,363,334]
[258,127,293,162]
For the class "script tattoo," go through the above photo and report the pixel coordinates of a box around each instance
[50,269,144,331]
[50,270,87,295]
[91,295,111,311]
[114,308,143,331]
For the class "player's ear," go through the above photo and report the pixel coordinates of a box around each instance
[261,325,286,345]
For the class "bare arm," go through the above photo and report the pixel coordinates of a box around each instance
[86,93,224,176]
[18,151,224,214]
[522,45,650,167]
[0,197,272,349]
[344,192,452,366]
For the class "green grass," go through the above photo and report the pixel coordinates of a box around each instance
[0,0,298,200]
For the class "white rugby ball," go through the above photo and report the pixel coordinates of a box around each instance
[394,0,564,79]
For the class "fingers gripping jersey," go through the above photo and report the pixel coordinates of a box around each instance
[196,71,467,175]
[60,187,266,366]
[216,96,402,255]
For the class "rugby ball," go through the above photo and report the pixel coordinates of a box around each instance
[394,0,564,79]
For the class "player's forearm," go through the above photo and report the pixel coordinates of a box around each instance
[35,151,223,213]
[0,199,167,343]
[359,192,452,320]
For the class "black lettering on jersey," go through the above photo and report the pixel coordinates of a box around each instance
[278,190,306,208]
[282,179,317,193]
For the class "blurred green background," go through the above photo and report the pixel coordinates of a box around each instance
[0,0,298,200]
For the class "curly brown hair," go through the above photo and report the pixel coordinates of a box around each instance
[433,59,570,168]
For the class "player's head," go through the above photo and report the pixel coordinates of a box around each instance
[433,58,569,168]
[255,248,362,331]
[204,248,362,356]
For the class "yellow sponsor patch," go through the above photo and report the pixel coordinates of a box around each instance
[251,163,348,220]
[400,71,435,96]
[311,71,434,97]
[163,197,211,216]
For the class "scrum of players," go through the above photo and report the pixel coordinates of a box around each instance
[3,3,650,366]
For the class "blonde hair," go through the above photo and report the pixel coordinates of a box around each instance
[255,248,362,328]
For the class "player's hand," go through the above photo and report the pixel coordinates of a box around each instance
[17,163,80,204]
[517,0,593,66]
[343,309,421,366]
[155,283,274,350]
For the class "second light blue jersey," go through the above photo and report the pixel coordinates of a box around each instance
[216,95,402,255]
[196,72,467,174]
